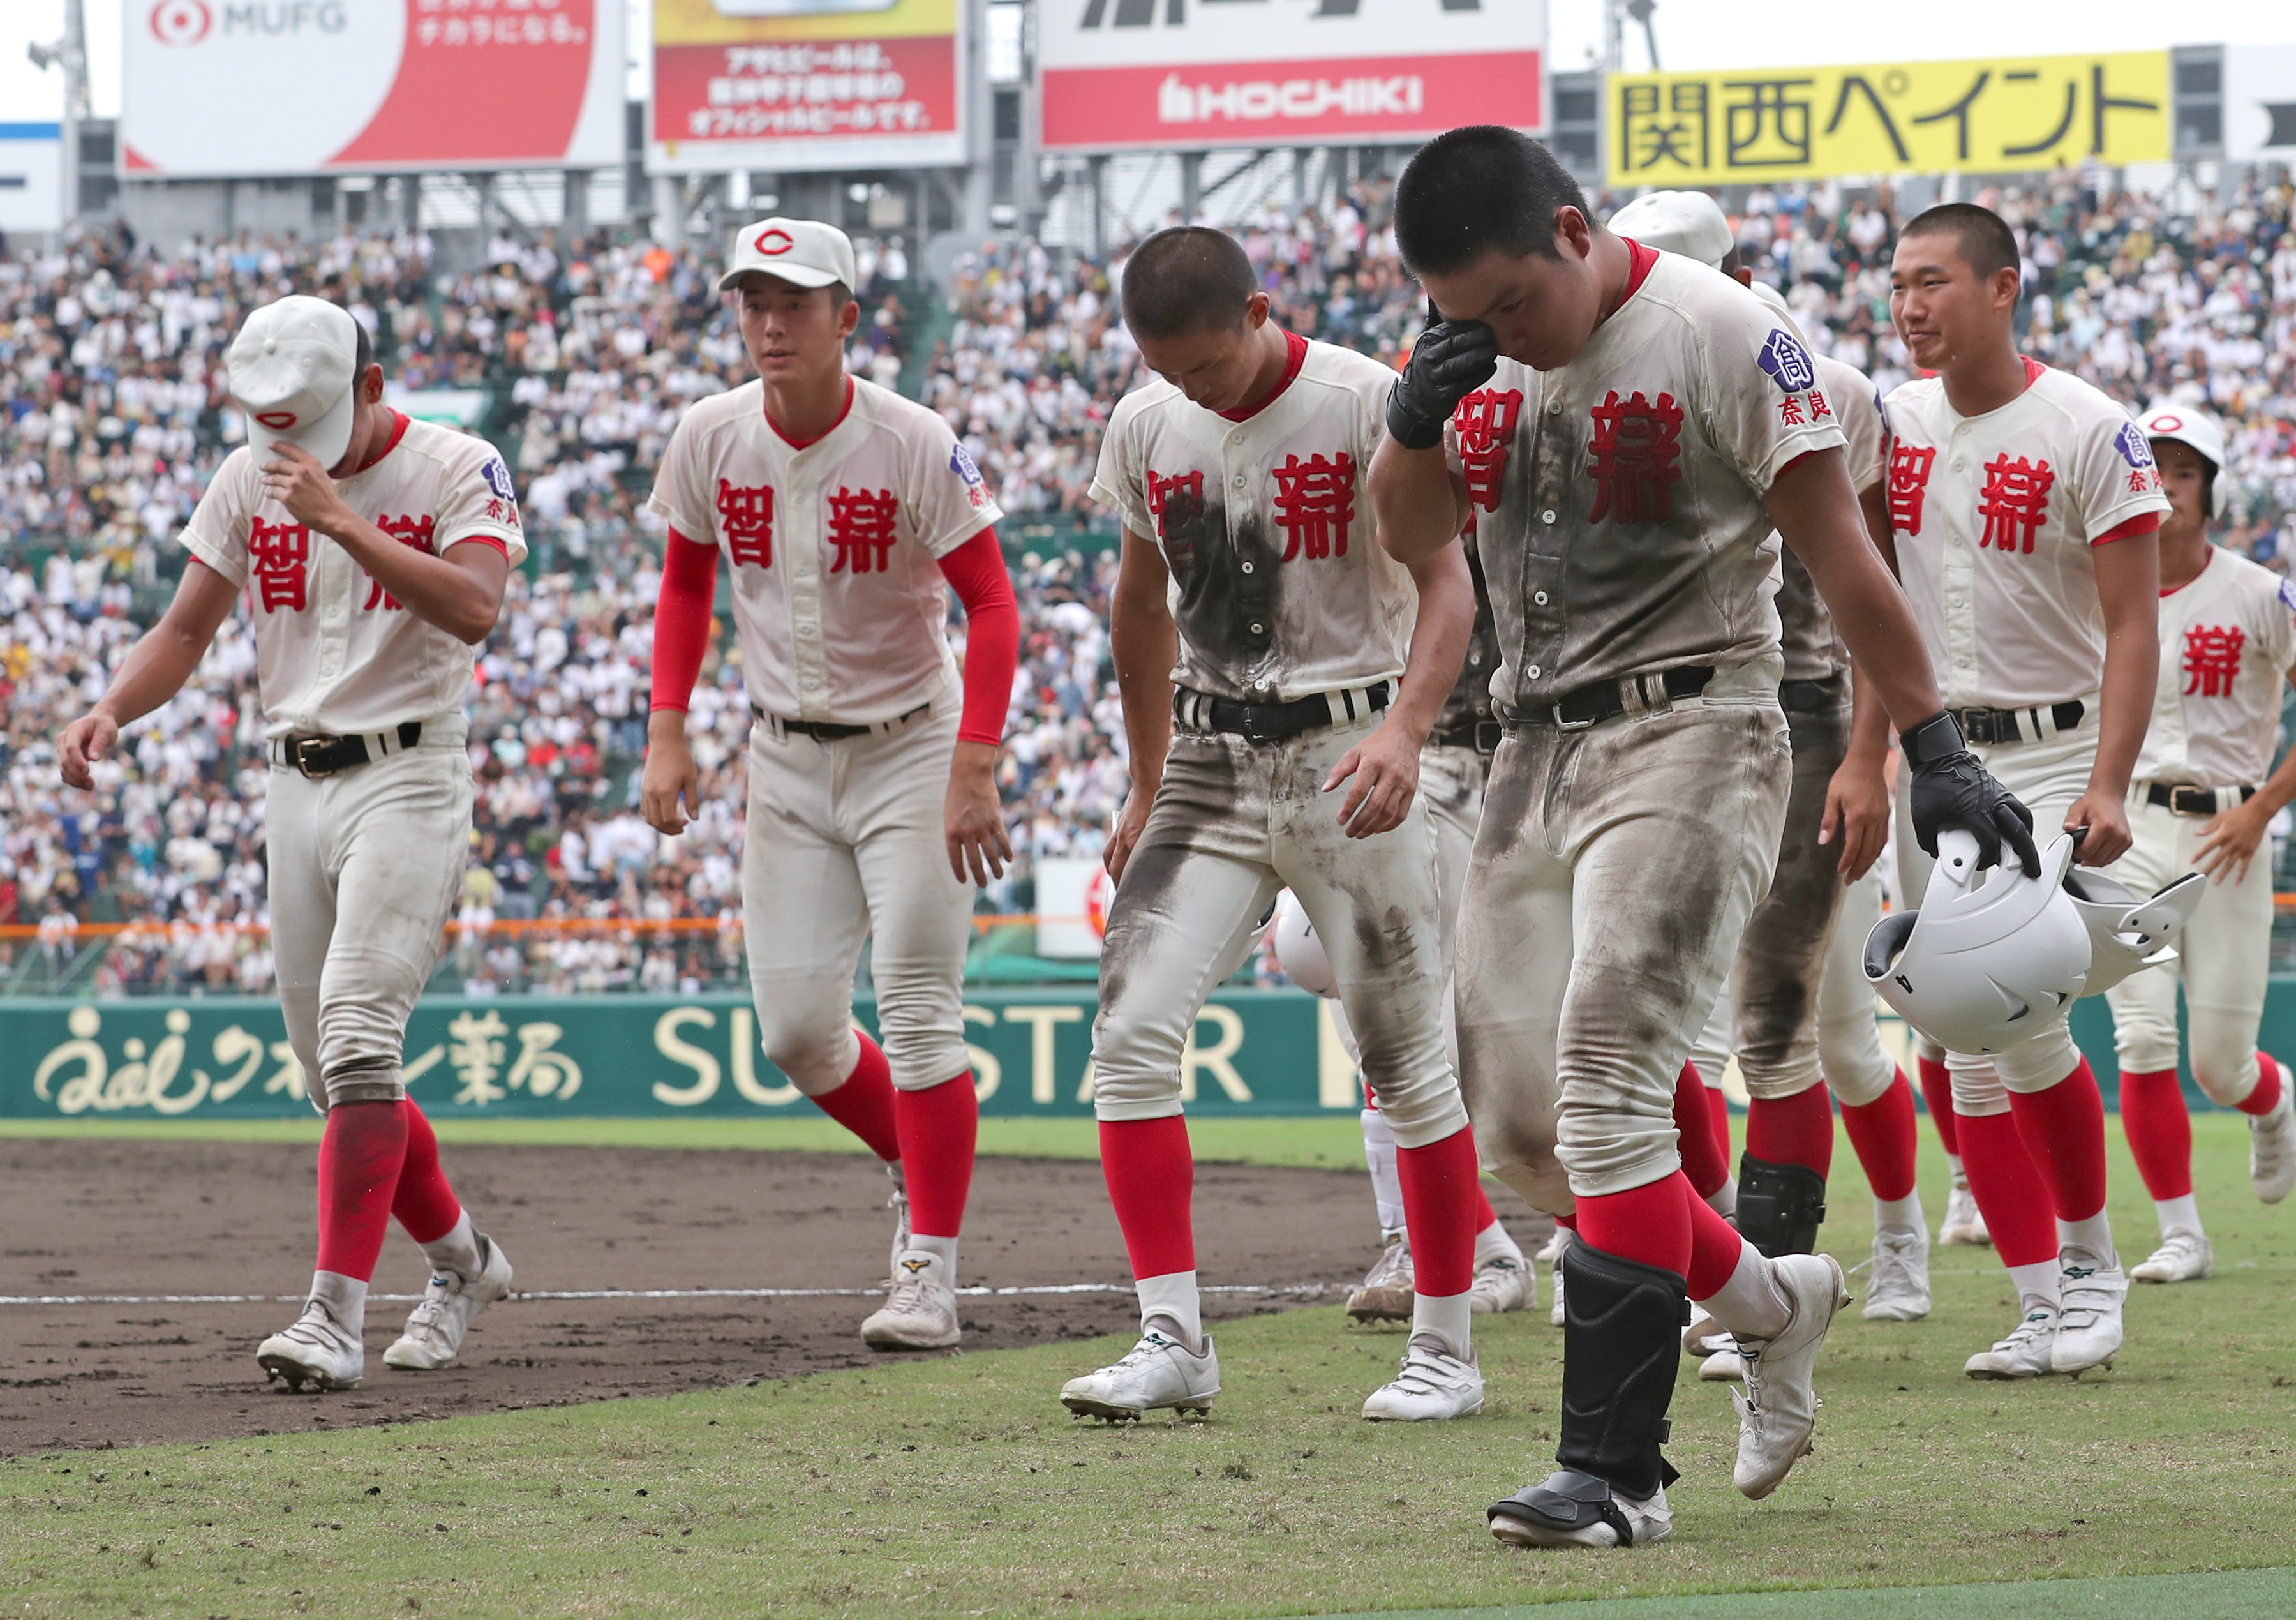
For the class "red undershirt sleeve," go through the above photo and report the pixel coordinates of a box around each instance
[2091,511,2162,546]
[936,527,1019,747]
[648,527,720,714]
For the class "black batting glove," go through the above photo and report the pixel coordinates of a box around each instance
[1386,319,1500,449]
[1900,711,2041,877]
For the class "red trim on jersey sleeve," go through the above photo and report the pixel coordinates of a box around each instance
[2093,511,2161,547]
[444,533,510,558]
[648,526,720,713]
[351,410,411,474]
[1619,237,1662,301]
[1773,448,1824,483]
[766,377,855,449]
[1218,329,1309,423]
[937,527,1019,747]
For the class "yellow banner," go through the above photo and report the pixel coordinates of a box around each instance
[654,0,955,49]
[1607,51,2172,187]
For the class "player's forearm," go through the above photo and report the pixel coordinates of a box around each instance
[1805,560,1942,730]
[1388,543,1474,744]
[93,622,210,731]
[1108,608,1176,789]
[2253,726,2296,818]
[325,514,504,643]
[1843,661,1890,770]
[2087,633,2159,799]
[1369,438,1468,566]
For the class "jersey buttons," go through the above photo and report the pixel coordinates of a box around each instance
[1527,664,1542,679]
[1232,475,1247,488]
[1241,562,1255,574]
[1533,591,1549,606]
[1541,510,1557,524]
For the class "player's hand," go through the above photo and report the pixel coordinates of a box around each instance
[1907,748,2040,876]
[260,441,355,535]
[57,710,120,791]
[1323,719,1420,839]
[944,740,1012,887]
[1819,753,1891,880]
[1385,320,1500,449]
[2062,789,2131,867]
[2193,797,2274,887]
[1104,785,1155,883]
[639,716,701,836]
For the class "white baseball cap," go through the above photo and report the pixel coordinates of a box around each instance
[228,294,361,469]
[718,216,860,294]
[1607,190,1736,270]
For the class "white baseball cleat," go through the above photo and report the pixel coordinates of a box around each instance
[2251,1072,2296,1204]
[1940,1169,1992,1247]
[2050,1251,2128,1376]
[1362,1335,1484,1421]
[861,1250,962,1350]
[1699,1346,1746,1382]
[1347,1231,1415,1323]
[1488,1476,1673,1549]
[1544,1227,1572,1326]
[1060,1326,1219,1421]
[384,1234,514,1371]
[258,1300,364,1391]
[1731,1252,1849,1500]
[1469,1254,1532,1314]
[1964,1304,2059,1379]
[1860,1227,1934,1321]
[2130,1229,2213,1285]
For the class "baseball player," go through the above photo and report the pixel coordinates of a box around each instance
[1881,204,2169,1380]
[1058,225,1488,1425]
[1374,129,2032,1549]
[640,218,1019,1352]
[58,294,520,1390]
[2104,402,2296,1280]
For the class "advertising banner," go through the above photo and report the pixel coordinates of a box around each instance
[2223,45,2296,162]
[1036,0,1546,154]
[650,0,965,175]
[120,0,625,176]
[1607,51,2172,188]
[0,124,64,233]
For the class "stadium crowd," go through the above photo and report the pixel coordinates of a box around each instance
[4,165,2294,994]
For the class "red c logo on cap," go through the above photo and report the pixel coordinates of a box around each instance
[2150,414,2183,432]
[754,229,795,256]
[254,411,298,429]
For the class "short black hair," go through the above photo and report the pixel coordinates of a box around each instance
[353,318,374,379]
[1899,202,2020,280]
[1120,227,1256,340]
[1394,126,1589,278]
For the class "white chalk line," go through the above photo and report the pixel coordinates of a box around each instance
[0,1282,1348,1309]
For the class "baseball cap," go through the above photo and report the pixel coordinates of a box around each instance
[227,295,361,469]
[1607,190,1736,270]
[718,216,859,294]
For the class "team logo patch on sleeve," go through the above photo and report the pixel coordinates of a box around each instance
[2278,578,2296,617]
[1757,329,1816,393]
[2114,423,2156,469]
[950,443,991,510]
[480,457,516,500]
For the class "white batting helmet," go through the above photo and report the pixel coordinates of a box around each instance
[1607,190,1735,270]
[2062,865,2206,996]
[1863,830,2091,1055]
[1271,890,1338,998]
[2138,401,2230,518]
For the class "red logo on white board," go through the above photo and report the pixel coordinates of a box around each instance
[149,0,211,46]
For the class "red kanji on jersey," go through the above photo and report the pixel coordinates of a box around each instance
[716,478,774,569]
[1145,469,1203,537]
[1809,389,1833,419]
[1778,395,1806,427]
[1270,453,1356,561]
[1453,389,1522,514]
[1978,454,2055,554]
[828,487,899,574]
[362,514,438,611]
[1887,442,1937,535]
[1586,390,1683,523]
[2128,468,2161,496]
[248,516,311,613]
[2182,624,2246,697]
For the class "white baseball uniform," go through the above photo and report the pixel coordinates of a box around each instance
[1448,246,1844,1210]
[1087,333,1466,1149]
[1884,359,2171,1111]
[2105,548,2296,1105]
[178,412,525,1106]
[648,374,1000,1095]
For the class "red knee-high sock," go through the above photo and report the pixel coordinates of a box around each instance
[2117,1067,2193,1201]
[1473,1180,1499,1230]
[1685,1182,1748,1300]
[391,1098,463,1245]
[1099,1116,1195,1279]
[1839,1069,1920,1203]
[315,1100,410,1282]
[1747,1086,1835,1178]
[1396,1127,1481,1296]
[1708,1081,1733,1174]
[2240,1052,2287,1117]
[1575,1172,1691,1275]
[892,1072,978,1239]
[2006,1059,2112,1222]
[809,1034,902,1162]
[1955,1109,2059,1268]
[1673,1063,1730,1197]
[1918,1055,1959,1156]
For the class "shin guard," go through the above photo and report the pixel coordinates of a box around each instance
[1554,1243,1687,1499]
[1735,1154,1828,1259]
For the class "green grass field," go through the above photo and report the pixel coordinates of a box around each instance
[4,1114,2292,1619]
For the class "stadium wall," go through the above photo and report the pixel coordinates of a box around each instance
[0,989,2275,1121]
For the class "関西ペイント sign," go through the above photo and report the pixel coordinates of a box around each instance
[1608,51,2172,188]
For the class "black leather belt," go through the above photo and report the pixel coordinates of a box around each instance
[1780,674,1848,713]
[1953,700,2086,746]
[1174,681,1389,742]
[1503,666,1715,731]
[2147,781,2256,817]
[751,701,928,740]
[1430,719,1505,754]
[269,721,422,779]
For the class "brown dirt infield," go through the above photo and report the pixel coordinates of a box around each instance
[0,1139,1549,1454]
